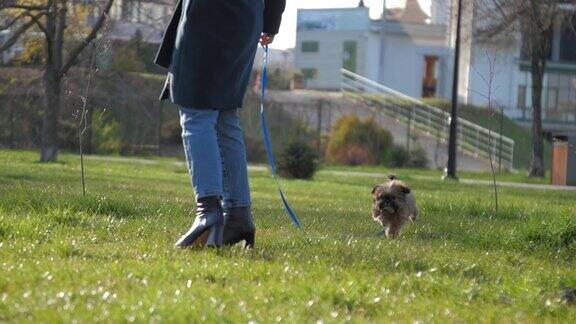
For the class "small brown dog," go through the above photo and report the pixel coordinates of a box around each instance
[372,174,418,238]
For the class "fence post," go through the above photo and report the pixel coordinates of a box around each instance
[317,99,323,153]
[427,109,432,134]
[499,105,504,172]
[406,106,413,152]
[476,128,481,158]
[509,143,514,170]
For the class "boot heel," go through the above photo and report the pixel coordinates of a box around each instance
[174,196,224,249]
[193,229,210,247]
[244,231,255,248]
[205,223,223,247]
[223,206,256,247]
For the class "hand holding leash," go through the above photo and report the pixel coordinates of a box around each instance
[260,33,275,46]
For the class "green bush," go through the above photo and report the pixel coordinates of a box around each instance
[409,146,429,168]
[326,115,393,165]
[387,145,410,167]
[93,117,121,154]
[387,145,429,168]
[277,141,318,179]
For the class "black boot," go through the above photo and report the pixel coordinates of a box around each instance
[175,196,223,248]
[223,206,256,248]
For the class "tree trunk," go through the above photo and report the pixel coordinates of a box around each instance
[528,34,546,178]
[40,67,61,162]
[40,0,65,162]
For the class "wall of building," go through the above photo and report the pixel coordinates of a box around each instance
[364,32,382,82]
[295,29,369,90]
[467,41,520,114]
[295,8,450,97]
[379,24,450,98]
[294,7,372,90]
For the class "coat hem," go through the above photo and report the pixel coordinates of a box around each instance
[169,97,245,111]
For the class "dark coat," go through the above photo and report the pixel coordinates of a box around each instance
[155,0,286,110]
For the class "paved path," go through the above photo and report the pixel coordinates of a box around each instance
[85,156,576,192]
[321,170,576,192]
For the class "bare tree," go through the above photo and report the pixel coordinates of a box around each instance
[0,0,114,162]
[470,49,502,216]
[476,0,574,177]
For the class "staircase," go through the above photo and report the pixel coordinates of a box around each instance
[341,69,515,170]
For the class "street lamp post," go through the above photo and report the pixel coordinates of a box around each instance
[446,0,463,180]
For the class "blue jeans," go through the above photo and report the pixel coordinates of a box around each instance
[179,107,251,208]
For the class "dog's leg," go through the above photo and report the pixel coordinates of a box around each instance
[385,221,400,238]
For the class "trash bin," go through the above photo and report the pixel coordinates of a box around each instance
[551,135,576,186]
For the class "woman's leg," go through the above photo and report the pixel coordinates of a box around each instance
[175,107,224,248]
[216,109,251,207]
[180,107,223,200]
[216,109,255,247]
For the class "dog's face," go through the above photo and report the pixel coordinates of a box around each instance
[372,181,411,215]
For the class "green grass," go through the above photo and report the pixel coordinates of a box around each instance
[1,149,575,322]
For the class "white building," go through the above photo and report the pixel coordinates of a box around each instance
[0,30,24,65]
[103,0,176,44]
[295,1,450,97]
[294,0,576,130]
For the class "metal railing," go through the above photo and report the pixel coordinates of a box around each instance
[341,69,515,169]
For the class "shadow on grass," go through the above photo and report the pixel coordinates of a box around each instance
[0,188,172,220]
[0,173,35,182]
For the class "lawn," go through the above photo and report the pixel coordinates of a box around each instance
[0,150,575,322]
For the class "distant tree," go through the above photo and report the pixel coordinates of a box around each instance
[477,0,574,177]
[0,0,114,162]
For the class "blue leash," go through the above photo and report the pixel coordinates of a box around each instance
[259,45,302,228]
[259,46,384,236]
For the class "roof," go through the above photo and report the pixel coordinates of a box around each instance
[388,0,430,24]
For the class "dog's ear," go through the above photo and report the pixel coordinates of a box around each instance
[372,185,382,195]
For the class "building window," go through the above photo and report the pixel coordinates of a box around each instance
[301,41,319,53]
[301,68,318,80]
[342,40,357,72]
[560,16,576,62]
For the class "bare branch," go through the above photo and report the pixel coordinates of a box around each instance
[60,0,114,77]
[0,1,49,11]
[475,4,528,40]
[0,16,36,54]
[24,11,49,38]
[0,11,27,32]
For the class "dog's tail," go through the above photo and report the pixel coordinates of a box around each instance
[387,174,398,181]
